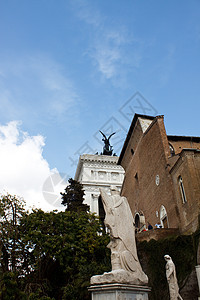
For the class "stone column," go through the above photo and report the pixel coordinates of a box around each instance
[107,172,111,181]
[92,194,99,215]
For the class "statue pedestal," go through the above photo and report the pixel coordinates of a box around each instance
[88,283,151,300]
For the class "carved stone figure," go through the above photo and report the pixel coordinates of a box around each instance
[90,186,148,285]
[164,255,183,300]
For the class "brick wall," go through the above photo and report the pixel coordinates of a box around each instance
[121,116,181,229]
[119,114,200,234]
[170,150,200,233]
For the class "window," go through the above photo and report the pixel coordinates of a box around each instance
[169,143,175,156]
[178,176,187,203]
[135,213,140,228]
[134,212,146,232]
[160,205,168,228]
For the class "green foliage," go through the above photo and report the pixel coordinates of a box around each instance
[20,209,110,299]
[137,233,198,300]
[0,194,27,273]
[60,178,89,212]
[28,287,55,300]
[0,193,110,299]
[29,295,53,300]
[1,193,200,299]
[0,272,26,300]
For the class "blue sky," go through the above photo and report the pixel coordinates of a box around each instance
[0,0,200,210]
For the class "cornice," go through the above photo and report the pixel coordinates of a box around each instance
[82,179,123,186]
[80,154,119,164]
[83,184,122,192]
[83,162,124,170]
[74,154,124,180]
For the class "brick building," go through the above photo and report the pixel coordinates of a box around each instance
[118,114,200,234]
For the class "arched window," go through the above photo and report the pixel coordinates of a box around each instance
[178,176,187,203]
[134,212,146,232]
[169,143,175,156]
[160,205,169,228]
[135,213,140,228]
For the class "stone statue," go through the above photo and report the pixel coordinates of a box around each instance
[164,255,183,300]
[99,131,115,156]
[90,186,148,285]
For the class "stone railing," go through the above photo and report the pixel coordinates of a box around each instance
[136,228,180,242]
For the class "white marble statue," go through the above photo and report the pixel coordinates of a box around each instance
[164,255,183,300]
[90,186,148,285]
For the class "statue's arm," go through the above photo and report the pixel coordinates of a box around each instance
[114,196,124,208]
[100,188,110,209]
[166,263,174,281]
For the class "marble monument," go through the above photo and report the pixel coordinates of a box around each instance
[89,186,150,300]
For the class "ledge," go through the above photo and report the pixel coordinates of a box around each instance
[136,228,180,242]
[88,283,151,292]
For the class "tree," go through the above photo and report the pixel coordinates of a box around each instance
[0,194,27,273]
[60,178,89,212]
[0,193,110,299]
[0,271,27,300]
[0,194,28,300]
[21,209,110,299]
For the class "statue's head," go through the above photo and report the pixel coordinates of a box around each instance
[164,255,171,261]
[110,185,120,195]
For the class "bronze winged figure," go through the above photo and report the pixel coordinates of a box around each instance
[99,130,116,155]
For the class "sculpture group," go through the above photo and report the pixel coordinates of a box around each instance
[90,186,183,299]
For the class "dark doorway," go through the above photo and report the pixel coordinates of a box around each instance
[135,214,140,228]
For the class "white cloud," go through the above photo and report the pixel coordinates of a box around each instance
[70,0,103,27]
[0,55,80,125]
[91,32,125,79]
[88,29,143,88]
[0,121,67,211]
[71,1,142,83]
[29,56,79,116]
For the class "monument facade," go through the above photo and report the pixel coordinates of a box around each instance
[74,154,124,215]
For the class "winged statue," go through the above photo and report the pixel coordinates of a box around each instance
[99,130,116,155]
